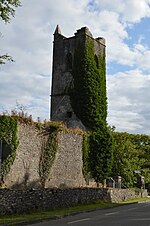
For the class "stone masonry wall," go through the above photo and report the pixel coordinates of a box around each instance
[4,122,44,188]
[45,131,86,188]
[0,188,148,215]
[3,122,85,189]
[109,188,148,202]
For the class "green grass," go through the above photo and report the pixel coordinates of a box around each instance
[1,197,150,225]
[0,202,115,225]
[119,196,150,204]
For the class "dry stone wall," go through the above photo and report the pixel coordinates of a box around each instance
[0,188,148,215]
[109,188,148,202]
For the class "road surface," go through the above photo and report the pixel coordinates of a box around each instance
[27,202,150,226]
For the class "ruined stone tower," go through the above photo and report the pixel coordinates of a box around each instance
[50,25,106,129]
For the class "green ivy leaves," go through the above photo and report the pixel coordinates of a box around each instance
[71,38,107,130]
[71,37,113,183]
[39,123,60,187]
[0,115,18,180]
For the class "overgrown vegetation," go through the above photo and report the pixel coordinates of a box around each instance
[0,115,18,181]
[0,112,86,187]
[130,133,150,186]
[70,35,150,187]
[89,125,114,183]
[39,122,63,186]
[82,132,90,182]
[71,37,107,130]
[71,36,113,183]
[112,132,150,188]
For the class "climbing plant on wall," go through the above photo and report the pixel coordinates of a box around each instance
[71,37,107,130]
[82,132,90,182]
[39,122,62,187]
[70,37,113,183]
[0,115,19,180]
[89,124,113,183]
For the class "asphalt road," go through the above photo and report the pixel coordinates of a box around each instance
[27,202,150,226]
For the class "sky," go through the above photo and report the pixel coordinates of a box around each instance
[0,0,150,134]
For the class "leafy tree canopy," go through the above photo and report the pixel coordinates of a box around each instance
[0,0,21,23]
[112,132,150,188]
[0,0,21,64]
[0,53,14,64]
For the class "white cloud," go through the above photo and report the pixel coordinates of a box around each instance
[140,51,150,70]
[94,0,150,23]
[108,110,144,133]
[107,70,150,134]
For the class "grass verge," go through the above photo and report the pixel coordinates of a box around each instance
[119,196,150,204]
[0,202,115,225]
[0,197,150,225]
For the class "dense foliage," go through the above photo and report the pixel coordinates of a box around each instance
[89,125,113,183]
[71,35,150,186]
[71,37,113,183]
[82,132,90,182]
[0,115,18,180]
[130,134,150,187]
[71,37,107,130]
[112,132,150,188]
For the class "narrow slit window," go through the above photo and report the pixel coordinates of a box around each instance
[67,111,72,118]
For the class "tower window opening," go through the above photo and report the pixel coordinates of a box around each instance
[67,111,72,118]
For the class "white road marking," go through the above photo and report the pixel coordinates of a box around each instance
[67,218,91,224]
[105,211,119,216]
[138,199,150,203]
[131,218,150,221]
[126,207,138,211]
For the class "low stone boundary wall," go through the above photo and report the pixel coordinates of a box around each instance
[0,188,148,215]
[109,188,148,202]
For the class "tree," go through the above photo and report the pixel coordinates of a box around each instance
[89,124,114,183]
[0,0,21,23]
[0,0,21,64]
[130,134,150,188]
[0,53,14,64]
[112,132,144,188]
